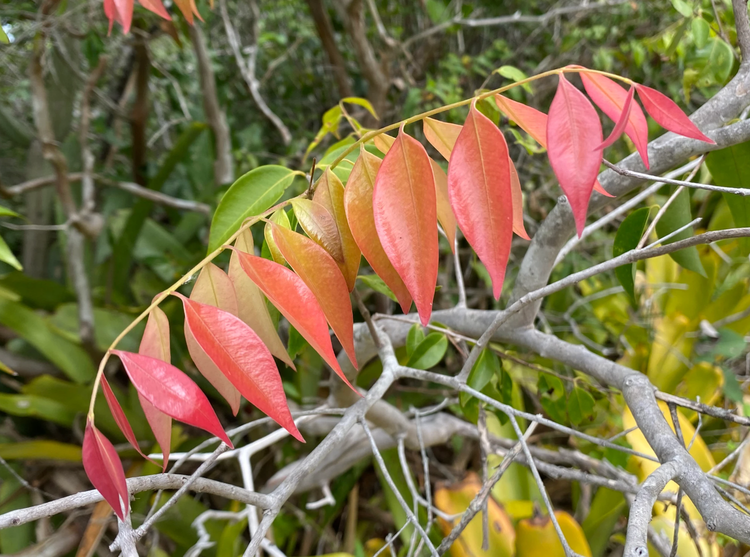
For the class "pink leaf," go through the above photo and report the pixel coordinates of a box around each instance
[83,420,129,520]
[495,95,549,148]
[580,73,650,167]
[113,350,233,447]
[598,85,635,150]
[635,84,714,143]
[232,251,356,392]
[175,294,304,442]
[101,377,160,467]
[373,128,438,326]
[448,104,513,300]
[547,74,604,236]
[113,0,134,33]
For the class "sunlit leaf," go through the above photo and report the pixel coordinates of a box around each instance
[406,332,448,369]
[0,236,21,271]
[423,118,462,161]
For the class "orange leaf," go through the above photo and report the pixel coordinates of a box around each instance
[83,420,129,520]
[547,74,603,236]
[430,160,458,251]
[173,0,202,24]
[233,251,357,392]
[373,133,396,155]
[373,128,438,325]
[229,230,296,369]
[291,199,344,263]
[509,162,530,240]
[174,295,303,441]
[495,94,548,148]
[271,225,357,369]
[313,169,361,291]
[448,104,513,300]
[187,263,241,414]
[264,209,292,266]
[344,148,412,314]
[423,118,462,161]
[137,307,172,469]
[138,0,171,20]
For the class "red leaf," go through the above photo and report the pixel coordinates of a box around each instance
[103,0,117,34]
[101,377,160,467]
[547,74,603,236]
[113,350,233,447]
[495,95,548,148]
[229,230,296,369]
[175,295,304,442]
[138,0,171,20]
[423,118,462,161]
[373,128,438,326]
[313,169,361,291]
[138,307,172,468]
[593,180,615,198]
[344,148,413,314]
[430,160,458,252]
[188,264,241,414]
[598,85,635,150]
[448,104,513,300]
[635,84,714,144]
[271,224,357,369]
[292,199,345,263]
[509,161,530,240]
[580,73,650,167]
[233,251,355,391]
[83,420,129,520]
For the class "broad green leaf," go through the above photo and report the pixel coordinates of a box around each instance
[0,393,77,426]
[0,272,74,310]
[357,274,398,303]
[655,188,705,276]
[704,38,734,83]
[706,142,750,253]
[406,323,425,357]
[494,65,532,93]
[691,17,710,49]
[0,298,95,382]
[538,373,567,423]
[0,440,81,461]
[722,367,744,402]
[670,0,693,18]
[406,332,448,369]
[0,206,19,218]
[582,488,626,557]
[208,166,296,252]
[341,97,379,120]
[613,206,651,301]
[567,387,595,426]
[460,349,499,407]
[0,235,21,270]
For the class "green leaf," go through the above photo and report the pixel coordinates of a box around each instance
[287,326,307,360]
[722,367,743,403]
[357,274,398,303]
[0,272,73,311]
[342,97,379,120]
[208,165,297,252]
[691,17,710,49]
[582,488,627,557]
[704,38,734,83]
[706,142,750,253]
[567,387,596,426]
[613,206,651,301]
[0,206,19,218]
[406,333,448,370]
[406,324,425,358]
[0,26,9,45]
[538,373,567,423]
[494,65,532,93]
[0,298,95,383]
[460,349,499,407]
[0,463,34,553]
[701,329,747,360]
[0,236,21,271]
[670,0,693,18]
[0,394,77,426]
[655,188,705,276]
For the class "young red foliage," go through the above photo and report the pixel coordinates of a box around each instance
[187,264,242,415]
[423,118,462,162]
[229,230,296,369]
[448,104,514,300]
[292,199,345,263]
[232,250,357,392]
[271,224,358,369]
[174,294,304,442]
[344,149,413,314]
[373,128,438,326]
[137,306,172,469]
[112,350,232,446]
[547,74,604,236]
[580,73,650,167]
[375,133,456,252]
[104,0,170,34]
[599,85,635,150]
[82,420,129,520]
[173,0,203,24]
[313,170,361,291]
[635,84,715,144]
[495,95,549,147]
[509,162,531,240]
[101,377,160,466]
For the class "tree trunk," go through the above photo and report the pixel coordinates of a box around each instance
[305,0,354,100]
